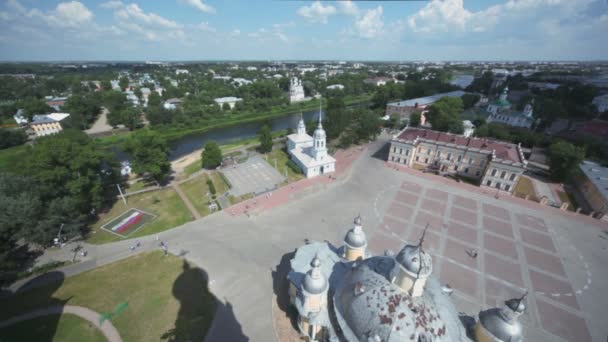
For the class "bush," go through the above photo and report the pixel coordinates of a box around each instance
[207,178,216,195]
[287,159,303,174]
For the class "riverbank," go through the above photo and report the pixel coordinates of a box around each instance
[95,94,371,146]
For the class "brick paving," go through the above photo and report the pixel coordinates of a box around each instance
[371,175,594,342]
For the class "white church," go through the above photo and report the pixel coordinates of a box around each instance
[289,77,308,103]
[287,105,336,178]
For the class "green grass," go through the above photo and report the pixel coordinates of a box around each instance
[0,313,106,342]
[0,144,28,173]
[125,179,151,193]
[264,146,305,183]
[209,171,229,195]
[514,176,538,202]
[181,175,213,217]
[0,252,216,342]
[87,187,193,244]
[557,190,578,211]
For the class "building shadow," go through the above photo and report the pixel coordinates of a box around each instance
[162,260,247,342]
[0,244,43,287]
[370,141,390,161]
[0,271,67,341]
[271,250,299,331]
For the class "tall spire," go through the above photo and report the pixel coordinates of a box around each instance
[318,97,323,128]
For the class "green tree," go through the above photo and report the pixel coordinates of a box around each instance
[63,94,101,129]
[0,128,27,149]
[548,141,585,181]
[201,140,222,169]
[148,92,162,107]
[17,97,53,120]
[119,76,129,91]
[461,93,480,109]
[356,110,381,142]
[466,71,493,95]
[121,107,143,131]
[426,96,463,133]
[409,111,421,127]
[324,96,349,139]
[123,130,171,183]
[258,125,273,153]
[222,103,231,111]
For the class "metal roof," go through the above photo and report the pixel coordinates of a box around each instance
[579,160,608,202]
[387,91,466,108]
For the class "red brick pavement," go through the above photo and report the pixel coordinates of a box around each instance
[446,220,478,245]
[369,233,403,255]
[485,277,526,308]
[516,213,549,233]
[443,237,479,269]
[484,253,525,288]
[387,201,414,221]
[426,188,449,202]
[394,190,419,206]
[528,270,579,310]
[482,216,514,239]
[524,246,566,278]
[483,233,519,260]
[482,203,510,221]
[421,198,447,216]
[519,227,556,253]
[536,299,591,342]
[452,195,478,211]
[439,259,481,300]
[407,226,441,253]
[450,206,478,226]
[413,211,444,231]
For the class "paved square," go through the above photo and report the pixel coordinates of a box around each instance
[528,270,579,310]
[523,246,566,277]
[519,227,556,253]
[483,203,510,221]
[450,206,478,226]
[369,233,403,255]
[421,198,447,216]
[484,232,518,260]
[484,253,525,288]
[394,190,419,206]
[444,237,479,269]
[446,220,478,245]
[426,188,449,202]
[439,259,480,300]
[516,213,548,232]
[414,211,444,230]
[387,202,414,221]
[536,299,591,342]
[453,195,477,211]
[483,216,514,239]
[221,155,286,196]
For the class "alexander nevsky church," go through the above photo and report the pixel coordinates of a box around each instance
[286,215,528,342]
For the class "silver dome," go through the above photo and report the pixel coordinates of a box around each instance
[395,244,432,276]
[505,293,527,315]
[303,256,328,295]
[344,224,367,249]
[479,308,523,342]
[354,214,362,226]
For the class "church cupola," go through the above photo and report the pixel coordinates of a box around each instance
[523,99,534,118]
[297,114,306,135]
[302,255,328,312]
[499,86,509,101]
[312,99,328,161]
[393,226,432,297]
[475,293,527,342]
[344,215,367,261]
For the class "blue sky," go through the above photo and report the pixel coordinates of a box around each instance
[0,0,606,61]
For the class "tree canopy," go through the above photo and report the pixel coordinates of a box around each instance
[123,130,171,183]
[548,141,585,182]
[201,140,222,169]
[258,125,273,153]
[425,96,464,133]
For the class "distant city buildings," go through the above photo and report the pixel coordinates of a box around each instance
[486,87,535,128]
[462,120,475,138]
[388,127,527,194]
[289,77,307,103]
[326,84,344,90]
[385,90,466,122]
[592,94,608,112]
[575,160,608,220]
[29,113,70,137]
[163,98,183,111]
[214,97,242,109]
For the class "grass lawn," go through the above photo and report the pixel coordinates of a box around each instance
[181,174,213,217]
[184,161,203,178]
[125,179,152,193]
[208,171,230,195]
[557,190,578,211]
[0,252,217,342]
[0,313,106,342]
[264,146,305,183]
[87,187,193,244]
[514,176,538,201]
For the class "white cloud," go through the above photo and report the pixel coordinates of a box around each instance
[100,1,123,10]
[407,0,475,33]
[231,29,241,36]
[297,1,336,24]
[339,0,359,17]
[355,6,384,39]
[180,0,215,14]
[116,3,181,29]
[197,21,216,32]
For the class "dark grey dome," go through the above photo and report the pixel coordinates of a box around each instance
[395,244,432,276]
[303,256,327,295]
[354,214,362,226]
[505,294,527,314]
[479,308,523,342]
[344,225,367,249]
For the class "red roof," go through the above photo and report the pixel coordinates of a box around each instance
[577,120,608,138]
[395,128,523,163]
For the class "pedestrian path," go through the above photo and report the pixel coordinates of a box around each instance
[0,305,122,342]
[172,183,201,219]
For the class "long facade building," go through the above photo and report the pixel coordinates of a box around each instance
[388,127,527,193]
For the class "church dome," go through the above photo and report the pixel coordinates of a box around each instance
[344,221,366,249]
[395,244,432,276]
[303,255,328,294]
[313,125,326,140]
[332,258,465,342]
[478,308,523,342]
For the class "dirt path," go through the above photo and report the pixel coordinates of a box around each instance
[85,108,113,135]
[172,183,201,219]
[0,305,122,342]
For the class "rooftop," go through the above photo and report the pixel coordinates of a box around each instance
[387,91,466,108]
[394,127,524,164]
[579,160,608,201]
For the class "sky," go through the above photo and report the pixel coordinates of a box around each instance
[0,0,606,61]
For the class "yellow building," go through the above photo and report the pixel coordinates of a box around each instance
[29,113,70,137]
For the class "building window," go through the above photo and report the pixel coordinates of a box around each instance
[457,155,462,162]
[436,150,441,157]
[415,156,419,162]
[480,160,485,167]
[464,168,469,174]
[447,153,452,160]
[505,184,511,192]
[405,150,409,156]
[454,166,458,171]
[399,148,403,154]
[424,158,429,164]
[491,169,497,177]
[510,173,516,181]
[495,182,501,189]
[418,147,421,153]
[391,156,395,162]
[468,158,473,165]
[486,180,492,186]
[427,149,432,155]
[501,171,506,179]
[476,171,481,176]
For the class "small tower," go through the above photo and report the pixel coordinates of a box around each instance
[344,215,367,261]
[312,100,328,161]
[299,255,328,340]
[499,86,509,102]
[475,293,527,342]
[393,226,432,297]
[297,113,306,135]
[523,99,534,118]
